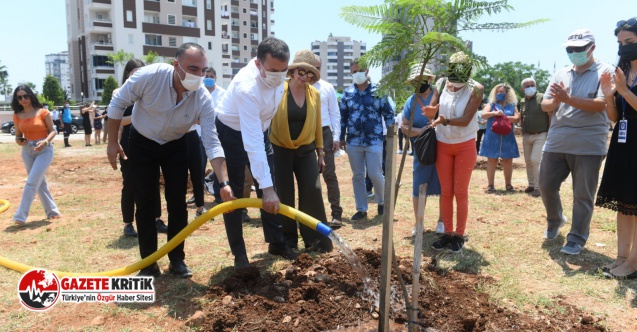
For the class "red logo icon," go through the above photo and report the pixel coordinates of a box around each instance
[17,269,60,311]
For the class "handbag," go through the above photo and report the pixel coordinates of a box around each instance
[490,103,512,135]
[413,125,437,166]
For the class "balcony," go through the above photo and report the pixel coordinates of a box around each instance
[142,22,200,38]
[182,0,196,6]
[88,19,113,33]
[87,0,111,11]
[92,42,114,52]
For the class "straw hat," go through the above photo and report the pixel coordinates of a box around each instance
[287,49,320,82]
[449,51,470,64]
[406,63,435,84]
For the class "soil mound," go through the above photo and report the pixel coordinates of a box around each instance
[199,249,606,331]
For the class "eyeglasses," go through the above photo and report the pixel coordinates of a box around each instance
[16,94,30,101]
[296,68,316,79]
[566,43,592,54]
[616,17,637,31]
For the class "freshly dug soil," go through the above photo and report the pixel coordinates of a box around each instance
[199,249,607,331]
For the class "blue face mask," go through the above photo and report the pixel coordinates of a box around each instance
[203,78,215,88]
[567,50,590,66]
[496,93,506,101]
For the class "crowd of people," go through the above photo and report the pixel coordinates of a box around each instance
[8,19,637,280]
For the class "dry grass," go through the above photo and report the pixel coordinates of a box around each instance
[0,135,635,331]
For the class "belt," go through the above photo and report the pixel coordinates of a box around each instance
[524,131,546,135]
[322,126,330,129]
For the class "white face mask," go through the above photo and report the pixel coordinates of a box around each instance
[260,69,287,88]
[64,104,70,108]
[177,62,204,91]
[524,86,537,97]
[451,82,466,89]
[352,72,368,85]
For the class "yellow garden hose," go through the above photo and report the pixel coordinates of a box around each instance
[0,198,332,277]
[0,199,9,214]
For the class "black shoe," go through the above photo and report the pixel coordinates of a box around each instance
[187,196,196,204]
[168,260,193,278]
[137,263,161,277]
[378,204,384,216]
[351,211,367,221]
[241,209,251,222]
[123,223,137,237]
[448,235,465,253]
[234,254,250,269]
[268,243,301,260]
[431,234,453,251]
[155,219,168,233]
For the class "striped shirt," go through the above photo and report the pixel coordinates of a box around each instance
[107,63,224,160]
[215,59,284,188]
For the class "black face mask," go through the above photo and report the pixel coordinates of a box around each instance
[419,82,430,93]
[618,43,637,62]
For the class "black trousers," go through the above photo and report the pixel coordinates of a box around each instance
[129,127,189,262]
[120,127,161,224]
[186,130,205,207]
[273,143,333,252]
[476,128,486,154]
[216,118,285,257]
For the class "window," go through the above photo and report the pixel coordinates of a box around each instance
[208,42,212,50]
[169,37,177,47]
[231,45,239,51]
[145,34,162,46]
[244,57,248,63]
[243,21,246,26]
[207,20,212,30]
[128,34,133,44]
[222,44,228,52]
[92,55,112,67]
[243,8,246,13]
[126,10,133,22]
[250,33,258,40]
[167,15,176,25]
[328,59,337,63]
[144,14,159,24]
[327,52,337,56]
[167,0,175,2]
[243,33,247,38]
[243,45,247,50]
[231,31,238,38]
[206,0,212,9]
[94,78,105,90]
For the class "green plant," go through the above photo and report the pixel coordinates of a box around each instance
[101,76,119,105]
[107,50,135,68]
[42,75,65,106]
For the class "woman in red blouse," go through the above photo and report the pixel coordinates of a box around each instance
[11,85,60,225]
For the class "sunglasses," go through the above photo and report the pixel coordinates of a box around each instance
[566,43,592,54]
[16,94,31,101]
[616,17,637,33]
[296,68,316,79]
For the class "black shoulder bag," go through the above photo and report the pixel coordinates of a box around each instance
[412,95,437,166]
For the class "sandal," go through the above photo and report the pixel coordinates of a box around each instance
[506,185,515,192]
[486,185,496,193]
[14,220,26,226]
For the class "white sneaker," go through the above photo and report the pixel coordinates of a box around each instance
[435,221,445,234]
[411,227,423,237]
[397,150,403,154]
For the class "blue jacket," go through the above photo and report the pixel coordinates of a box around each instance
[339,83,395,146]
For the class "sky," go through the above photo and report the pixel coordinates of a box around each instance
[0,0,631,98]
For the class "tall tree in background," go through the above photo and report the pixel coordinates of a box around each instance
[106,50,134,68]
[143,50,161,64]
[101,76,118,105]
[42,75,65,106]
[0,61,11,99]
[472,61,550,99]
[23,82,37,94]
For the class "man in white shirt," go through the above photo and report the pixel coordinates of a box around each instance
[106,43,234,278]
[312,55,343,228]
[215,37,299,269]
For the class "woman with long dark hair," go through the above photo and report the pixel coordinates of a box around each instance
[12,85,61,225]
[596,17,637,279]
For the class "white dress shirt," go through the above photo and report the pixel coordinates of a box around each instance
[107,63,224,161]
[313,79,340,142]
[215,58,284,189]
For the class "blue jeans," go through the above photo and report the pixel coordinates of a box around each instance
[14,141,60,222]
[347,144,384,212]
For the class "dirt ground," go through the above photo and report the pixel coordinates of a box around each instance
[202,249,606,332]
[0,135,631,331]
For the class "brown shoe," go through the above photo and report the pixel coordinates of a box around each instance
[524,186,534,193]
[530,188,541,197]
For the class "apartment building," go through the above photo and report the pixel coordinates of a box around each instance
[311,34,366,91]
[66,0,275,101]
[45,51,72,94]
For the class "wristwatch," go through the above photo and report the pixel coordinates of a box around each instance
[219,181,231,188]
[318,151,326,157]
[443,118,450,126]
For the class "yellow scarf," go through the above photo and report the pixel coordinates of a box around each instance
[270,81,323,150]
